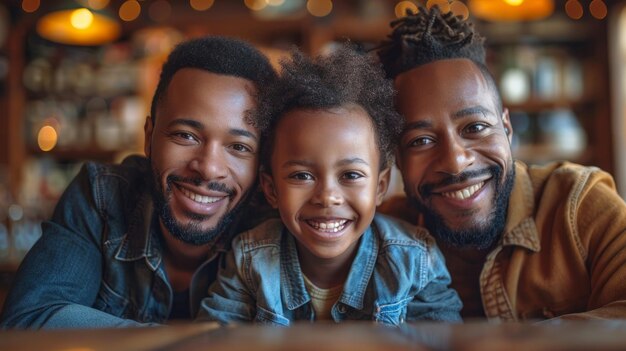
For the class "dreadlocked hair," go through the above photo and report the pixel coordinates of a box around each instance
[377,5,486,79]
[253,45,403,173]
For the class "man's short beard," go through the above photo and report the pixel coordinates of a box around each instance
[409,164,515,250]
[150,169,251,246]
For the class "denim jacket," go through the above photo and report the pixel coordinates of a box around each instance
[198,214,462,325]
[0,156,257,329]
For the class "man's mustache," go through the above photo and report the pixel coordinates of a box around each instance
[419,166,501,197]
[166,174,235,197]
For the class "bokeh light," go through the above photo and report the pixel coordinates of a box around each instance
[589,0,607,20]
[449,0,469,20]
[86,0,110,10]
[190,0,214,11]
[22,0,40,13]
[119,0,141,21]
[307,0,333,17]
[395,1,418,18]
[426,0,450,13]
[565,0,584,20]
[244,0,267,11]
[38,125,58,152]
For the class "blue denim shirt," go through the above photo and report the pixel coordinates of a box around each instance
[198,214,462,325]
[0,155,261,329]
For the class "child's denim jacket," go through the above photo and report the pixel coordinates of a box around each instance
[198,214,462,325]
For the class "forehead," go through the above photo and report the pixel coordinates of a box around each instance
[394,59,495,117]
[274,106,379,159]
[157,68,256,123]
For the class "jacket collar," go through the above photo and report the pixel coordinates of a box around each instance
[114,190,162,270]
[279,225,379,312]
[500,161,541,252]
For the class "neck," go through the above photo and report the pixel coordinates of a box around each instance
[296,242,358,289]
[439,242,490,264]
[160,222,211,291]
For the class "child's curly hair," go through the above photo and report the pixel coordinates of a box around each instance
[253,45,403,172]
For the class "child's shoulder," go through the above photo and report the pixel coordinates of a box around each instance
[232,218,284,252]
[372,213,435,250]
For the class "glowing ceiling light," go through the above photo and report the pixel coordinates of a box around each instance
[469,0,553,22]
[70,8,94,29]
[504,0,524,6]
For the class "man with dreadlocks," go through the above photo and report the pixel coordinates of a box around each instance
[377,5,626,321]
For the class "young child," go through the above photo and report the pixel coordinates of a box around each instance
[197,46,462,325]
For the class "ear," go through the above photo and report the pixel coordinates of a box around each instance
[501,108,513,144]
[144,116,154,158]
[375,167,392,206]
[260,172,279,209]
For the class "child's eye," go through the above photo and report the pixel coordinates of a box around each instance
[342,171,364,180]
[289,172,314,181]
[409,136,434,147]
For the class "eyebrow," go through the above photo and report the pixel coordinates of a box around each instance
[282,157,369,168]
[167,118,258,141]
[402,105,494,133]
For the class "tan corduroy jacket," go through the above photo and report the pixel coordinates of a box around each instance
[379,161,626,321]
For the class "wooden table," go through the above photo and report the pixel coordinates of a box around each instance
[2,321,626,351]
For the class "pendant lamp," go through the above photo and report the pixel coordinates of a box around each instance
[36,1,121,46]
[468,0,554,22]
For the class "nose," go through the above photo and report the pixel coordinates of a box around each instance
[189,143,228,180]
[436,134,475,175]
[311,180,344,208]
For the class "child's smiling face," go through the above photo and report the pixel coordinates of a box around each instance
[261,104,390,265]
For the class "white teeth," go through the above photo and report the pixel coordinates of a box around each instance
[180,187,223,204]
[442,182,484,200]
[307,219,348,233]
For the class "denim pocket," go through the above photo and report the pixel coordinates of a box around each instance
[92,281,129,317]
[374,297,412,326]
[255,306,290,326]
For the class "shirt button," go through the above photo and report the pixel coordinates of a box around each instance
[337,305,347,314]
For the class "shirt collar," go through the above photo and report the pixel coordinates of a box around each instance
[279,225,379,312]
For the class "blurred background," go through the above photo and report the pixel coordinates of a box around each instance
[0,0,624,306]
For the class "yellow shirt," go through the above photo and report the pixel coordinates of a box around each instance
[303,274,343,321]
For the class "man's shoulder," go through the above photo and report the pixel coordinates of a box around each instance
[525,161,617,199]
[83,155,150,184]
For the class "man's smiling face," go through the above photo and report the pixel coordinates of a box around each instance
[394,59,515,249]
[145,68,259,245]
